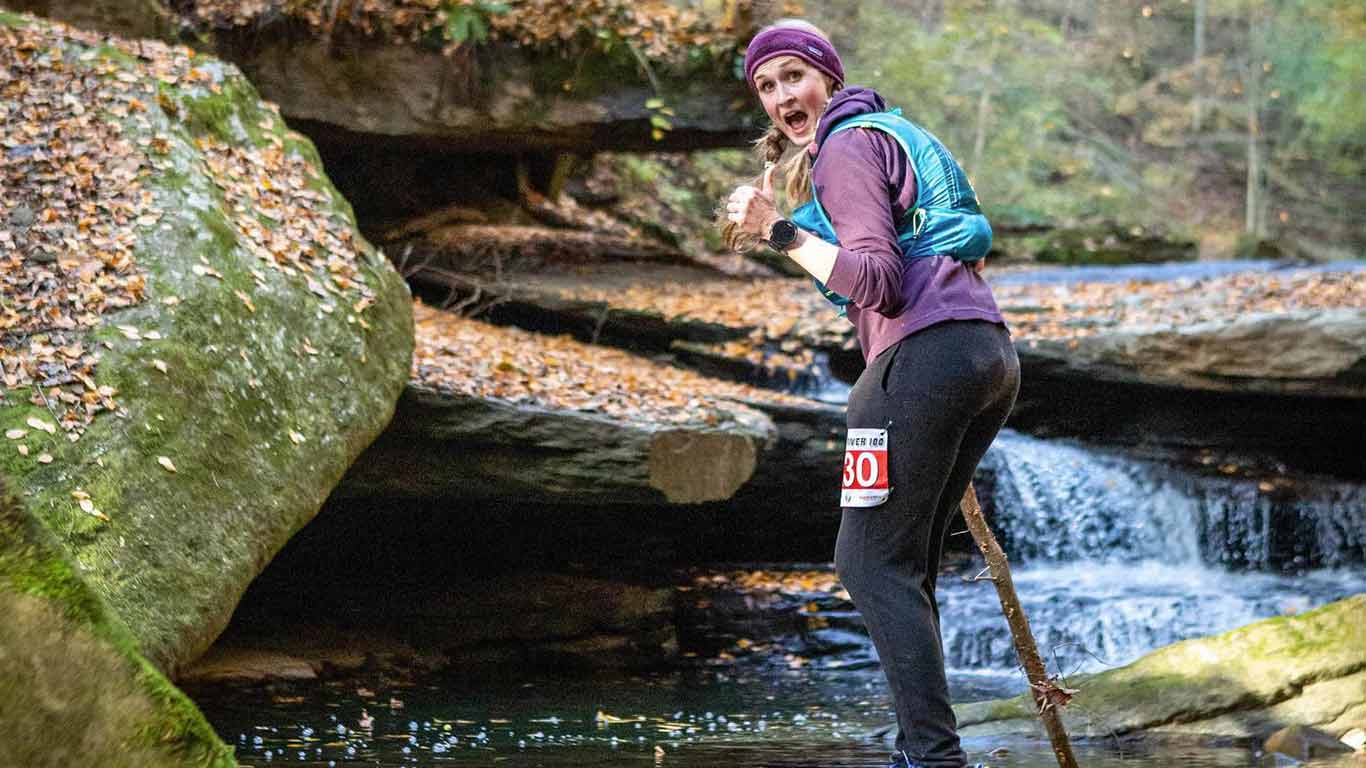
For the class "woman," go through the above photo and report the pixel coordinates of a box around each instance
[723,20,1019,768]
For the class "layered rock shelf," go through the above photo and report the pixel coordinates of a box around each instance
[397,250,1366,475]
[7,0,774,152]
[336,301,821,505]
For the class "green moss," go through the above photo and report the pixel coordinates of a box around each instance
[957,595,1366,737]
[0,484,235,767]
[0,9,34,27]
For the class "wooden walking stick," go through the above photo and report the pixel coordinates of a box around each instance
[959,483,1079,768]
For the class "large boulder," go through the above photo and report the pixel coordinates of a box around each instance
[1,6,410,704]
[954,593,1366,743]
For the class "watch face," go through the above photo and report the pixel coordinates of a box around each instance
[771,219,798,248]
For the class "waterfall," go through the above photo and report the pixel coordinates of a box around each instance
[913,430,1366,673]
[979,430,1366,570]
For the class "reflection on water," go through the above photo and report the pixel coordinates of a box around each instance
[193,427,1366,767]
[196,664,1366,767]
[194,668,1328,767]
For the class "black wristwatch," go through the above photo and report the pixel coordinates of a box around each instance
[767,218,799,252]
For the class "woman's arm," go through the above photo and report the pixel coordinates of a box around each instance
[813,128,911,315]
[780,227,838,284]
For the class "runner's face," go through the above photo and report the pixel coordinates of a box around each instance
[753,56,831,146]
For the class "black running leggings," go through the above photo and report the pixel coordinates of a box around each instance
[833,319,1020,768]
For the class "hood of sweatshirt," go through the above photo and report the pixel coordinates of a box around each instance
[814,86,888,149]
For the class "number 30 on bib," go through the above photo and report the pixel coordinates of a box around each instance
[841,428,889,507]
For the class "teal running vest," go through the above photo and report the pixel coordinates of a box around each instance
[792,109,992,313]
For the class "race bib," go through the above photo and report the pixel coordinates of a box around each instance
[841,428,889,507]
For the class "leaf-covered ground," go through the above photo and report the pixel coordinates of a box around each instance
[1,14,380,442]
[541,267,1364,357]
[994,269,1362,341]
[183,0,770,66]
[411,300,813,427]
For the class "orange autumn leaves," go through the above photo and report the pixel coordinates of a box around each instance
[185,0,755,65]
[412,301,809,426]
[1,21,160,432]
[994,269,1364,342]
[551,268,1362,359]
[1,17,379,443]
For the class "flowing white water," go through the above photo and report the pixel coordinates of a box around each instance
[935,430,1366,675]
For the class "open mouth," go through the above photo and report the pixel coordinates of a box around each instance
[783,111,809,133]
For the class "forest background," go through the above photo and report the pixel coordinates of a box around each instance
[783,0,1365,261]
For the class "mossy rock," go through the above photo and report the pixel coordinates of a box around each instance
[995,221,1198,265]
[1,12,412,758]
[0,482,234,767]
[956,594,1366,741]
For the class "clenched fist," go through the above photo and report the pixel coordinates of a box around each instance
[726,164,782,238]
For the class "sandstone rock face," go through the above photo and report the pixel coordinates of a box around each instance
[2,11,411,760]
[337,383,774,505]
[1021,309,1366,397]
[954,594,1366,743]
[220,35,761,152]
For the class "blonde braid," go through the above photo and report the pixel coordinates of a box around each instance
[720,126,787,253]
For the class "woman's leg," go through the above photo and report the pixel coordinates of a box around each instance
[834,321,1018,768]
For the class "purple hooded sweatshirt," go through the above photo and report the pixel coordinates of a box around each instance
[811,87,1006,364]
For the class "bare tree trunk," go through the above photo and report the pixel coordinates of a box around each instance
[1193,0,1207,130]
[1244,61,1262,235]
[972,85,992,174]
[972,27,1002,174]
[960,485,1079,768]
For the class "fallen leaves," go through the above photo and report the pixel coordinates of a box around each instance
[692,568,849,601]
[994,269,1364,341]
[3,13,380,462]
[2,19,158,435]
[183,0,756,70]
[26,416,57,434]
[71,489,110,522]
[540,267,1362,376]
[412,300,810,427]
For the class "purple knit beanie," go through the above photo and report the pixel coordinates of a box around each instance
[743,26,845,92]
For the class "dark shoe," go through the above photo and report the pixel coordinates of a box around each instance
[886,754,989,768]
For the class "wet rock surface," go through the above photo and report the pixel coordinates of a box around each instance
[955,594,1366,743]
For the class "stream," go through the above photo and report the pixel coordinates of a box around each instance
[189,425,1366,767]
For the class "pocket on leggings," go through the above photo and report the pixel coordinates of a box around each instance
[877,342,902,394]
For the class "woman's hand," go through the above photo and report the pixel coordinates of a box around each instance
[726,165,781,238]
